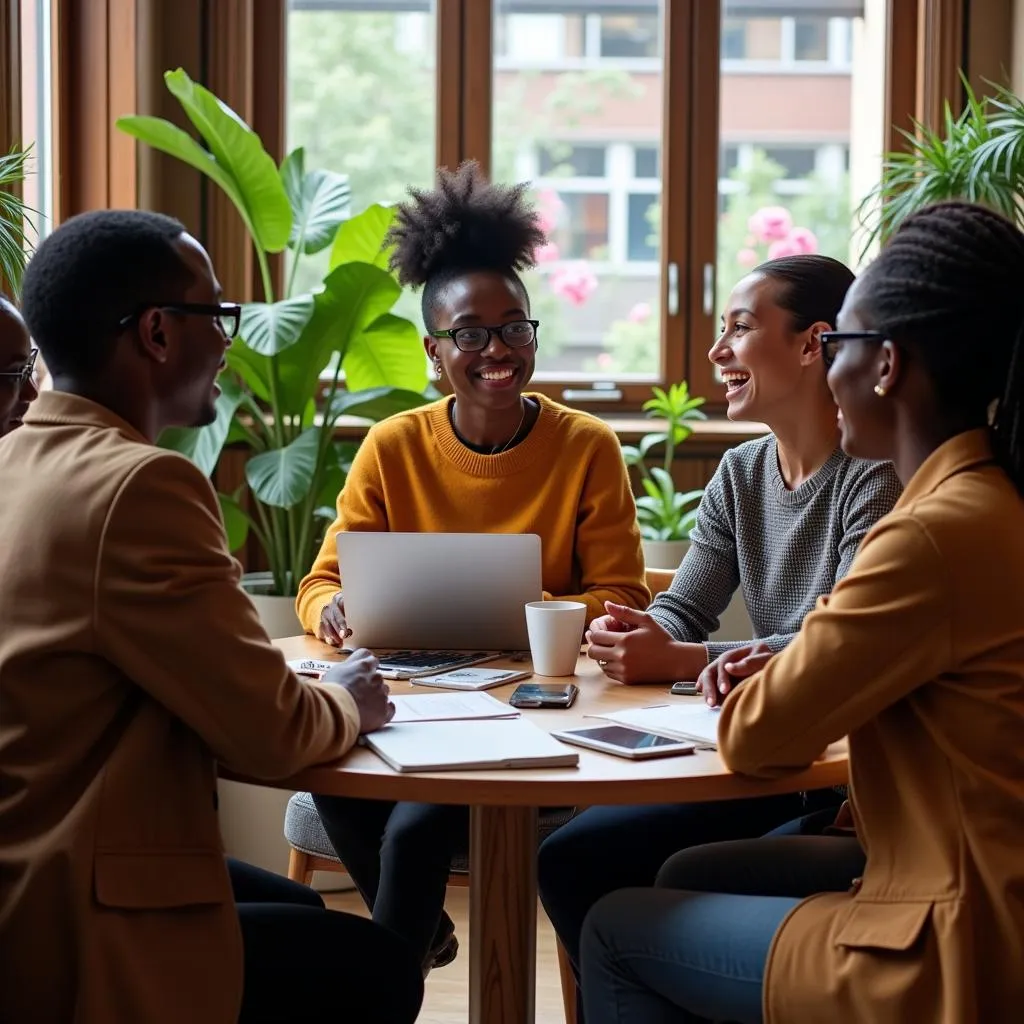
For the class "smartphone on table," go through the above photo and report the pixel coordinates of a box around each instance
[508,683,580,709]
[670,681,701,696]
[552,725,695,760]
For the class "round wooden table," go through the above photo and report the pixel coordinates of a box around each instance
[222,636,849,1024]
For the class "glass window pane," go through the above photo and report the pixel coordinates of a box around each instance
[19,0,54,245]
[717,3,887,328]
[794,17,830,61]
[599,15,659,59]
[746,18,783,61]
[493,1,664,380]
[286,1,436,302]
[538,143,607,178]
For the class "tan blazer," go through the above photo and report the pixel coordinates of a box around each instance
[0,393,361,1024]
[719,429,1024,1023]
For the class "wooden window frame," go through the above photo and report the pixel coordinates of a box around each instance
[26,0,954,413]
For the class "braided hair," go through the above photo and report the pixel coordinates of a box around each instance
[857,201,1024,491]
[385,160,545,331]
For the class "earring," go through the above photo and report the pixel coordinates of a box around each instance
[874,384,887,397]
[433,359,443,380]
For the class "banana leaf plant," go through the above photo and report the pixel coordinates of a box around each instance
[856,76,1024,257]
[621,381,706,542]
[118,69,431,596]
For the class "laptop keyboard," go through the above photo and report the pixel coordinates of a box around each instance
[376,650,497,675]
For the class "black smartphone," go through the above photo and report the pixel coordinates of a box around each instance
[508,683,580,709]
[670,681,701,696]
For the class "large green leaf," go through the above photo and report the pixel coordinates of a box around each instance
[343,312,429,393]
[218,491,251,553]
[327,385,431,425]
[116,115,248,224]
[239,295,315,356]
[158,375,244,477]
[329,202,396,270]
[276,262,402,412]
[163,68,292,253]
[225,338,272,403]
[245,427,321,509]
[281,147,352,255]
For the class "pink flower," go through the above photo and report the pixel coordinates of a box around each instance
[748,205,793,243]
[767,227,820,260]
[549,262,598,307]
[534,241,561,264]
[535,188,564,236]
[596,353,613,369]
[628,302,651,323]
[736,247,759,268]
[785,226,818,254]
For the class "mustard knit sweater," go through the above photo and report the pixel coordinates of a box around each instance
[296,393,649,633]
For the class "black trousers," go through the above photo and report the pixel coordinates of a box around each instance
[229,857,424,1023]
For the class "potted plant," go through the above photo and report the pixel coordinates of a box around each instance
[858,76,1024,252]
[118,70,432,638]
[622,381,706,571]
[1,146,32,294]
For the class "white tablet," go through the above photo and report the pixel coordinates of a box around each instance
[551,725,696,760]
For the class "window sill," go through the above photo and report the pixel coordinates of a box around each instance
[333,413,768,447]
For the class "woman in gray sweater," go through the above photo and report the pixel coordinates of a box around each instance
[539,254,902,1013]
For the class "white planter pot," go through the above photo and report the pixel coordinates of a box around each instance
[642,538,690,571]
[242,571,302,639]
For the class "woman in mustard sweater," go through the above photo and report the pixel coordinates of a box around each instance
[296,161,648,972]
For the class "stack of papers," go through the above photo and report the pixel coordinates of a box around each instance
[389,692,519,723]
[590,704,721,748]
[362,718,580,773]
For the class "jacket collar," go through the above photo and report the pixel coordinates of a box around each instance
[23,391,150,445]
[896,428,995,509]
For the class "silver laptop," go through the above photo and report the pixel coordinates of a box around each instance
[336,532,542,657]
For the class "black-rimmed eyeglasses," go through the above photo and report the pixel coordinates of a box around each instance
[0,348,38,386]
[118,302,243,339]
[429,319,539,353]
[820,330,888,370]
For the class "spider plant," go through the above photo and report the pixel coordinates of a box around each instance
[0,147,33,295]
[857,76,1024,257]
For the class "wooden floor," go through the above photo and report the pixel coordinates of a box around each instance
[325,885,569,1024]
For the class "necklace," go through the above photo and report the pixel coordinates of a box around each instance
[450,399,529,456]
[489,401,528,456]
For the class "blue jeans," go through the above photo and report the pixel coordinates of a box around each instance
[580,834,866,1023]
[537,789,840,971]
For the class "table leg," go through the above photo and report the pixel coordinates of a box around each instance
[469,804,538,1024]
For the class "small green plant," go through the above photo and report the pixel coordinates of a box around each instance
[622,381,706,541]
[857,75,1024,256]
[118,69,432,596]
[0,146,34,295]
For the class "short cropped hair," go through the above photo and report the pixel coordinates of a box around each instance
[20,209,193,377]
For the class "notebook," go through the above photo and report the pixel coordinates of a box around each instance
[589,704,722,748]
[411,667,533,691]
[362,718,580,773]
[389,692,520,723]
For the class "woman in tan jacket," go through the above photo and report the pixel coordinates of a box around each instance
[579,200,1024,1024]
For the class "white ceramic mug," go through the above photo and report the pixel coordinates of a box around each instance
[525,600,587,676]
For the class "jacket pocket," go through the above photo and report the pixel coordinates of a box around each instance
[834,900,932,951]
[94,850,228,909]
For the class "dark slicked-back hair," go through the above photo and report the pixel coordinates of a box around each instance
[21,209,193,377]
[857,200,1024,491]
[753,253,855,332]
[385,160,546,331]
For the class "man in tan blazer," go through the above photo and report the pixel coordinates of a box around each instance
[0,210,423,1023]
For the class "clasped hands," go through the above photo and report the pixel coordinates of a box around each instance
[585,601,774,706]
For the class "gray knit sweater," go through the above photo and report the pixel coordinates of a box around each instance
[648,435,903,659]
